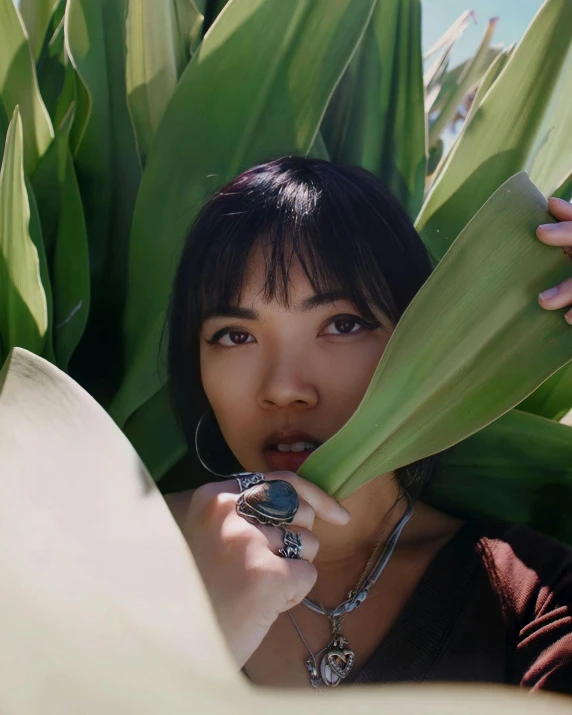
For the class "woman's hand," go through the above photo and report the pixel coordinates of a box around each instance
[536,197,572,324]
[164,472,349,668]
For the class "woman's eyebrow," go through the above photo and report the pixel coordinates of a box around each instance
[203,290,350,321]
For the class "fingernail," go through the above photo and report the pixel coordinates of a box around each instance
[539,223,557,231]
[339,506,351,522]
[539,286,558,300]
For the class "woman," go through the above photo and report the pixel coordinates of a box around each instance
[164,156,572,693]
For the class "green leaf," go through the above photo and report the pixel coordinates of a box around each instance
[19,0,58,60]
[111,0,377,426]
[307,131,330,161]
[0,108,48,363]
[428,17,499,150]
[554,170,572,202]
[66,0,142,401]
[425,410,572,546]
[123,385,187,481]
[126,0,201,165]
[417,0,572,260]
[0,95,8,155]
[0,0,54,175]
[299,174,572,498]
[31,107,90,370]
[320,0,426,219]
[25,176,55,364]
[36,0,73,127]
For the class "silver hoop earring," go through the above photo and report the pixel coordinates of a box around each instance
[194,409,242,478]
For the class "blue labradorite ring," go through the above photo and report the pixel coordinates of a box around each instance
[232,472,266,493]
[236,480,300,526]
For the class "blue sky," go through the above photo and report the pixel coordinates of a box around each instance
[422,0,545,66]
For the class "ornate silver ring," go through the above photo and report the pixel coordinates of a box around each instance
[279,528,303,559]
[235,480,299,527]
[232,472,265,493]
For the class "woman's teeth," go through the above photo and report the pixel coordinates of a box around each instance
[276,442,316,452]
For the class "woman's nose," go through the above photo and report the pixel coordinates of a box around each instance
[256,358,319,410]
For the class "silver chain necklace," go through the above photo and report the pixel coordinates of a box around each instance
[288,493,414,689]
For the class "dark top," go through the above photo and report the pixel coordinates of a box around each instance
[343,518,572,694]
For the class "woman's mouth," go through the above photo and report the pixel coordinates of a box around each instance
[263,442,319,472]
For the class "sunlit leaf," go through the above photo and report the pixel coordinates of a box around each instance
[0,108,47,363]
[0,0,53,174]
[126,0,202,165]
[19,0,58,59]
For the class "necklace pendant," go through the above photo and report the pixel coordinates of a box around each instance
[319,637,355,687]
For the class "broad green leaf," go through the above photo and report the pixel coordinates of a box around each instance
[320,0,426,219]
[110,0,377,426]
[417,0,572,260]
[299,174,572,498]
[66,0,142,402]
[0,108,47,363]
[19,0,58,59]
[31,107,90,370]
[0,0,53,175]
[126,0,202,165]
[428,17,498,149]
[425,410,572,546]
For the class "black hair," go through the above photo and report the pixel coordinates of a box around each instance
[167,155,442,496]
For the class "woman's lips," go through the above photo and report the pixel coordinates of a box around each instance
[263,447,317,473]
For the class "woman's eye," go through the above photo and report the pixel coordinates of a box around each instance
[323,315,374,336]
[209,329,254,347]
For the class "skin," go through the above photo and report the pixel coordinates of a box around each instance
[165,196,572,683]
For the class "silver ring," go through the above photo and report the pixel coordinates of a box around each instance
[279,529,303,559]
[235,480,299,527]
[232,472,265,492]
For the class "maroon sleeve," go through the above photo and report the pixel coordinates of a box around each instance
[481,523,572,694]
[517,558,572,692]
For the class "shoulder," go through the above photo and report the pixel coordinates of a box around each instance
[470,518,572,618]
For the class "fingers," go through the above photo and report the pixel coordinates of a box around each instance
[536,219,572,247]
[257,524,319,562]
[536,198,572,323]
[538,276,572,311]
[289,497,316,530]
[264,471,350,526]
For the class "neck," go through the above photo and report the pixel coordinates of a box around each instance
[308,473,410,607]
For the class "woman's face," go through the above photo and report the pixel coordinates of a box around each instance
[199,247,394,474]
